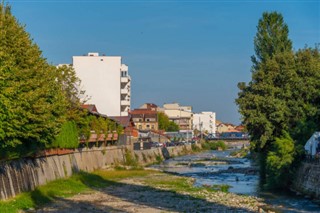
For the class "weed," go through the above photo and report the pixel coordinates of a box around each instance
[142,153,147,162]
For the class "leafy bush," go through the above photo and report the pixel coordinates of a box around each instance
[50,121,79,149]
[266,131,295,189]
[202,141,227,151]
[124,149,138,167]
[191,144,201,152]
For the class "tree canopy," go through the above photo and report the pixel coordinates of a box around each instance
[0,3,68,151]
[158,112,179,132]
[236,11,320,188]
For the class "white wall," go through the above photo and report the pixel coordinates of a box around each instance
[193,112,216,134]
[73,53,125,116]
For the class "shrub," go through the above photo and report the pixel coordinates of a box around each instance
[202,141,227,151]
[50,121,79,149]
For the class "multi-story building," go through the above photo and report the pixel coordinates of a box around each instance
[72,52,131,116]
[193,112,216,134]
[130,104,158,131]
[159,103,193,131]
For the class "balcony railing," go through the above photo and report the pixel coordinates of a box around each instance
[121,100,130,106]
[121,76,131,83]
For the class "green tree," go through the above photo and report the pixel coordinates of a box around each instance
[158,112,179,132]
[252,12,292,69]
[236,12,295,186]
[237,11,320,188]
[56,65,86,123]
[0,3,67,157]
[290,46,320,143]
[266,131,295,188]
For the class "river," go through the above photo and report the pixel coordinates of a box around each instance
[151,150,320,213]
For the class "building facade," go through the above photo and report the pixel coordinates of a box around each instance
[193,112,216,134]
[73,52,131,116]
[159,103,193,131]
[130,104,158,131]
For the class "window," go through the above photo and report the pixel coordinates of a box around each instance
[121,71,127,77]
[139,125,142,130]
[151,125,154,129]
[146,119,150,122]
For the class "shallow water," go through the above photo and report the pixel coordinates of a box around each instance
[150,150,320,212]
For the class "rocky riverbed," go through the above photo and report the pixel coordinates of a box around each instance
[30,171,268,213]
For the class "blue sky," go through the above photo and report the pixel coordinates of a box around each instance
[7,0,319,124]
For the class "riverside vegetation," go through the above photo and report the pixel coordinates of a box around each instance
[236,12,320,189]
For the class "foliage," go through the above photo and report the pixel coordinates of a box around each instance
[236,11,320,188]
[124,148,139,167]
[158,112,179,132]
[0,3,68,156]
[77,115,122,142]
[230,147,249,158]
[266,131,295,189]
[50,121,79,149]
[202,141,227,151]
[55,65,87,125]
[191,144,201,152]
[203,184,231,193]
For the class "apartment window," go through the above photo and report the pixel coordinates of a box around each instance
[139,125,142,130]
[146,125,150,128]
[146,118,150,122]
[151,125,154,129]
[121,71,127,77]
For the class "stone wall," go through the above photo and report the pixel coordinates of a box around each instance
[0,144,194,200]
[134,145,193,165]
[293,162,320,199]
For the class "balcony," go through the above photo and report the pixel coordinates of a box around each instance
[121,89,129,94]
[121,100,130,106]
[121,76,131,83]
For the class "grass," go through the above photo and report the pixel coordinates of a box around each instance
[0,170,156,213]
[191,144,202,152]
[124,148,139,167]
[142,173,231,197]
[202,141,227,151]
[230,147,249,158]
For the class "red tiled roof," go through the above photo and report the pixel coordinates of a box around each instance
[109,116,134,128]
[130,109,157,115]
[81,104,98,113]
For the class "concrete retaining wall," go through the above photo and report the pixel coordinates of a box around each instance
[134,145,193,165]
[0,144,194,200]
[293,162,320,199]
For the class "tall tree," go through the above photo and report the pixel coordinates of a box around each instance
[252,12,292,69]
[236,12,295,186]
[0,3,67,156]
[237,11,320,188]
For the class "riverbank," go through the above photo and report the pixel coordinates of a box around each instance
[0,168,269,213]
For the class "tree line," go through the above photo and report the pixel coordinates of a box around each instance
[236,12,320,189]
[0,3,120,160]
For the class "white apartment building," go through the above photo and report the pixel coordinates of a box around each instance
[193,112,216,134]
[73,52,131,116]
